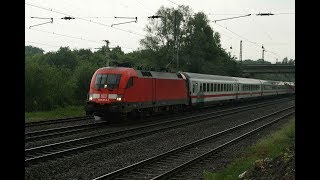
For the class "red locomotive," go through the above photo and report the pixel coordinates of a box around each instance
[85,67,189,120]
[85,67,295,121]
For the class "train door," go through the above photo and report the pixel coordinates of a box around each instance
[235,83,239,100]
[192,82,198,95]
[191,81,198,104]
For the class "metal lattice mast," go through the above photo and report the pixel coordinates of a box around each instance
[103,40,110,66]
[240,40,242,63]
[262,45,265,64]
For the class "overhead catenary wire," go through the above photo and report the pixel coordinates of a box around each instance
[25,41,61,48]
[25,2,145,37]
[167,0,179,6]
[25,27,134,50]
[25,26,103,44]
[213,14,251,22]
[212,22,281,59]
[29,17,53,28]
[213,22,260,45]
[135,0,156,14]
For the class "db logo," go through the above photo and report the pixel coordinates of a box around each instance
[100,94,108,98]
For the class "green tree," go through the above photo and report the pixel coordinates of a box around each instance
[140,5,193,69]
[25,45,44,55]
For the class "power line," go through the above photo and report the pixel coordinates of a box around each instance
[209,13,250,16]
[29,17,53,28]
[25,2,145,37]
[213,14,251,22]
[25,26,103,44]
[208,12,294,16]
[212,22,281,59]
[212,22,260,45]
[135,0,156,14]
[276,13,295,15]
[167,0,179,6]
[25,26,135,50]
[25,41,61,48]
[250,15,273,40]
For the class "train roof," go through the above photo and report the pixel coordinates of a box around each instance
[182,72,264,84]
[232,77,262,84]
[96,67,183,80]
[181,72,236,82]
[136,70,183,80]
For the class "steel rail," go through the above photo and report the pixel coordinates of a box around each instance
[25,121,107,143]
[93,107,294,179]
[25,115,93,128]
[152,112,295,179]
[25,98,293,166]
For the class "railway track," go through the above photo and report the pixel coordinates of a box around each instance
[25,120,108,143]
[25,97,293,144]
[25,115,93,128]
[25,97,293,166]
[93,106,295,179]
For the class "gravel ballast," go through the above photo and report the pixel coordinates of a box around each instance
[25,98,295,179]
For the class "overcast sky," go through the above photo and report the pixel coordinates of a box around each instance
[25,0,295,63]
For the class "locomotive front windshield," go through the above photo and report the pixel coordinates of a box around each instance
[95,74,121,89]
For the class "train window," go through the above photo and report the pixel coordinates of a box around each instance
[95,74,121,89]
[211,83,213,92]
[214,84,217,92]
[207,83,210,92]
[200,83,203,92]
[218,84,220,92]
[126,77,133,88]
[203,83,206,92]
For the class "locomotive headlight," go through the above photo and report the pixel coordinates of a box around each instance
[88,93,93,101]
[116,95,123,101]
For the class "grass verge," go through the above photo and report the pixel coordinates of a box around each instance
[25,106,86,123]
[204,117,295,180]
